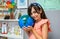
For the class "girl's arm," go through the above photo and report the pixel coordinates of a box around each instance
[31,28,43,39]
[31,23,48,39]
[42,23,48,39]
[24,26,43,39]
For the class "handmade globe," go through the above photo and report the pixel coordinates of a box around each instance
[18,15,34,28]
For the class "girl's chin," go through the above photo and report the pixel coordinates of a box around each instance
[34,19,38,21]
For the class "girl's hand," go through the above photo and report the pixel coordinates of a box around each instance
[23,26,33,32]
[23,26,31,32]
[27,26,33,31]
[23,27,28,32]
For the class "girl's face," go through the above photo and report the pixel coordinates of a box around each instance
[31,7,41,21]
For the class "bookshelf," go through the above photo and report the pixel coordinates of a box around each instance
[0,19,24,39]
[0,0,26,39]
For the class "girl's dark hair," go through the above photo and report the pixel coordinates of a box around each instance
[28,3,47,19]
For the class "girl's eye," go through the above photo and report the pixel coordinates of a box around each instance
[31,11,37,15]
[33,11,37,13]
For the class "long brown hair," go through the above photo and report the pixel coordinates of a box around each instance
[28,3,47,19]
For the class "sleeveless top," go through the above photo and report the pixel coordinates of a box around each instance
[29,19,51,39]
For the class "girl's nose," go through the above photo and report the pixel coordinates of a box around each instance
[31,13,35,17]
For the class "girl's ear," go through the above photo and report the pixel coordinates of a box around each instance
[40,9,42,14]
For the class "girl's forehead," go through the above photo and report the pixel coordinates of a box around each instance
[31,7,36,12]
[32,7,35,10]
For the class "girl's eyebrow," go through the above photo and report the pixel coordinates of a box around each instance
[31,10,36,13]
[33,11,36,13]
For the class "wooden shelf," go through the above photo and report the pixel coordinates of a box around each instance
[0,19,19,22]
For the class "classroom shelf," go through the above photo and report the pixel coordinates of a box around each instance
[0,33,23,39]
[0,19,19,22]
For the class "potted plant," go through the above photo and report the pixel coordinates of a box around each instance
[6,0,16,19]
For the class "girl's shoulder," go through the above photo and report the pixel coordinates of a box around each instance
[41,19,51,32]
[34,19,51,32]
[37,19,50,25]
[41,19,50,24]
[35,19,50,26]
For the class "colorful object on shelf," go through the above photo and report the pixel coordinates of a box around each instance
[18,15,34,28]
[10,0,14,3]
[14,26,20,35]
[11,2,16,6]
[6,0,16,12]
[2,22,8,34]
[6,1,16,8]
[8,8,12,12]
[7,4,14,8]
[6,1,11,5]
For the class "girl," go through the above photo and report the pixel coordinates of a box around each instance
[23,3,51,39]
